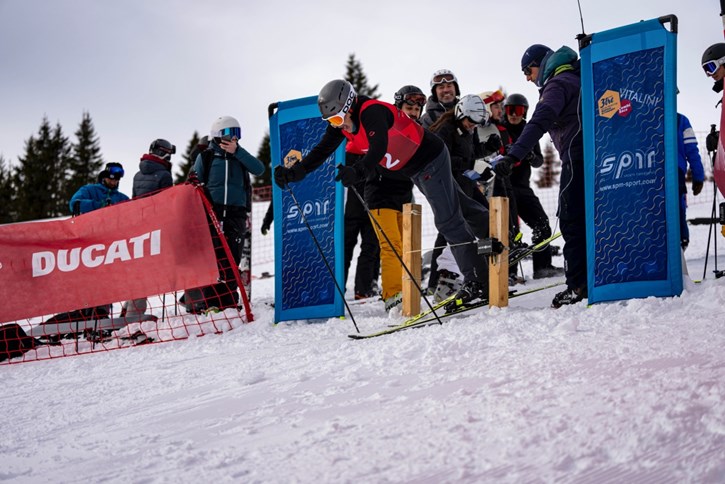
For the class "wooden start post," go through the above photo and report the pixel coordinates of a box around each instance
[489,196,509,307]
[402,203,422,316]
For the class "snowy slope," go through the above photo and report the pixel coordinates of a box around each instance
[1,201,724,483]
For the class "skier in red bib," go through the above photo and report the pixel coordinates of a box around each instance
[274,79,490,310]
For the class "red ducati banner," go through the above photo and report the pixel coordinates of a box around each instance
[0,184,218,322]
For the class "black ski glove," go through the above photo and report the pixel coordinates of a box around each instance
[692,180,704,196]
[260,220,271,236]
[524,150,543,168]
[274,163,306,188]
[335,163,364,187]
[494,155,515,177]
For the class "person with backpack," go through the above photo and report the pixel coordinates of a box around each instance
[189,116,265,312]
[274,79,490,312]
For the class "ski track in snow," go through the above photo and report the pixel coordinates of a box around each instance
[2,207,725,483]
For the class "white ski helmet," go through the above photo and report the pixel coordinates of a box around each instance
[210,116,242,140]
[454,94,488,125]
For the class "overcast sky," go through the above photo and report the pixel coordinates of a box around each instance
[0,0,722,196]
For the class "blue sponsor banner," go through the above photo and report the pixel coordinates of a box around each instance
[269,96,345,322]
[581,17,681,304]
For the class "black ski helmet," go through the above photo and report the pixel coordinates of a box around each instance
[318,79,357,119]
[702,43,725,65]
[394,85,425,108]
[504,93,530,120]
[504,93,529,109]
[149,139,176,161]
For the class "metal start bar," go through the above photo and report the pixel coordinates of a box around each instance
[476,237,505,256]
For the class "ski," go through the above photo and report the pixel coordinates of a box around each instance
[349,280,565,340]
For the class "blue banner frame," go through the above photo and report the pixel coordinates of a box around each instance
[269,96,345,322]
[581,16,682,304]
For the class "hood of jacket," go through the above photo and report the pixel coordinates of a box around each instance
[139,153,171,174]
[536,46,580,88]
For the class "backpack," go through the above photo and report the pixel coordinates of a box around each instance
[0,324,41,363]
[197,149,252,213]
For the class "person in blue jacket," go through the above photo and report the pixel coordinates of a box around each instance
[677,112,705,250]
[190,116,265,310]
[69,162,129,215]
[494,44,587,308]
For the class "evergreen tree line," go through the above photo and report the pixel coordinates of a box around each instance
[0,114,272,225]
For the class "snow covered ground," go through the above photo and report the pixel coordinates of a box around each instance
[2,194,724,483]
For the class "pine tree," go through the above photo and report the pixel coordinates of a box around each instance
[176,131,202,184]
[344,53,380,99]
[0,155,16,224]
[67,111,104,203]
[14,117,72,221]
[535,139,561,189]
[253,132,271,189]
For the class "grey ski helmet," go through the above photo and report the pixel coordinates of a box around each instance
[454,94,488,125]
[318,79,357,119]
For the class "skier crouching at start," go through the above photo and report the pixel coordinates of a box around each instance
[274,79,489,311]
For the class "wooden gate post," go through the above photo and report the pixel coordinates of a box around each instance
[402,203,422,316]
[489,196,509,307]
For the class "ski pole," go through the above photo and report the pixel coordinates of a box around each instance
[286,186,359,333]
[349,185,443,326]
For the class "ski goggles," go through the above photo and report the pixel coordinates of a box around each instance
[431,73,457,86]
[703,56,725,75]
[482,90,505,105]
[108,164,124,179]
[505,105,527,117]
[402,93,426,107]
[211,126,241,140]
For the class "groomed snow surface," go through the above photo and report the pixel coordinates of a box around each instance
[2,201,724,483]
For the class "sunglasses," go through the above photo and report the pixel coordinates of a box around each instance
[403,93,426,107]
[432,74,456,85]
[505,105,527,117]
[523,63,537,76]
[703,57,725,75]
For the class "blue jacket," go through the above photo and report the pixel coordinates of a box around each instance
[677,113,705,182]
[69,183,130,215]
[192,141,265,208]
[509,46,583,164]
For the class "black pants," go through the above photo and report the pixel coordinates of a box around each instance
[344,182,380,295]
[205,204,247,307]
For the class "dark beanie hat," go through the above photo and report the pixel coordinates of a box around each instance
[521,44,553,70]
